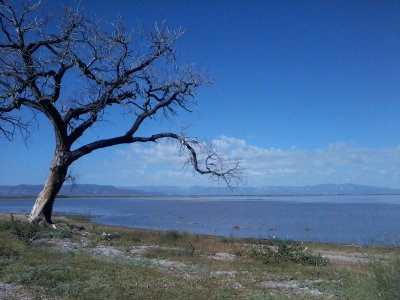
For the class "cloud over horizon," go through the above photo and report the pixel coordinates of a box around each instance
[72,135,400,188]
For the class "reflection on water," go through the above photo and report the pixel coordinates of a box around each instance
[1,195,399,246]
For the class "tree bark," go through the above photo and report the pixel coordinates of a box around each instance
[29,155,68,224]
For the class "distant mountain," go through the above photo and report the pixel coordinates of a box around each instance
[0,183,399,197]
[134,184,400,196]
[0,184,160,197]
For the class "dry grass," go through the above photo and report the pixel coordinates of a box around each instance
[0,213,398,299]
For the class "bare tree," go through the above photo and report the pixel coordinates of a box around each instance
[0,1,242,224]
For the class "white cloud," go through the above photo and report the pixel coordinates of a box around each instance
[73,135,400,188]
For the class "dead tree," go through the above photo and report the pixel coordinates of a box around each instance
[0,1,242,224]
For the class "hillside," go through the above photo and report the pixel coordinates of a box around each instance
[0,183,399,197]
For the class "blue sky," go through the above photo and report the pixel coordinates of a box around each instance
[1,0,400,188]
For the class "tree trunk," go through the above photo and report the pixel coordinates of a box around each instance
[29,159,68,224]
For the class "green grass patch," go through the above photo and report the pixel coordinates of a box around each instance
[370,250,400,299]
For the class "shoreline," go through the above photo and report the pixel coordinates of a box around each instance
[1,192,400,200]
[1,212,397,251]
[0,212,399,299]
[0,204,400,249]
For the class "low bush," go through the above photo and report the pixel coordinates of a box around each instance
[9,215,40,245]
[8,215,72,245]
[248,238,327,266]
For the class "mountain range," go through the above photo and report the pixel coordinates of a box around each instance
[0,183,399,197]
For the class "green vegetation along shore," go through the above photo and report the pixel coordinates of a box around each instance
[0,213,399,299]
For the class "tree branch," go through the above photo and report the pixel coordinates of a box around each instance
[70,132,242,187]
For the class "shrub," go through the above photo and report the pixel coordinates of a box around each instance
[8,215,72,245]
[248,244,277,264]
[9,215,40,245]
[248,238,327,266]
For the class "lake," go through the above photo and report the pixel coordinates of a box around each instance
[1,195,400,247]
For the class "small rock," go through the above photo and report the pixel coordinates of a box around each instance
[233,282,243,289]
[101,232,121,239]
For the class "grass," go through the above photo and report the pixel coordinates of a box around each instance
[0,213,398,299]
[370,249,400,299]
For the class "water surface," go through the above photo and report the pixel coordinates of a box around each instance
[1,195,399,246]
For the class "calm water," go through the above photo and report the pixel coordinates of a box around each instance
[1,195,400,246]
